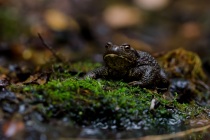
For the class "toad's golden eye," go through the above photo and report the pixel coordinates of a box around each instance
[125,45,130,49]
[122,43,130,50]
[105,42,112,49]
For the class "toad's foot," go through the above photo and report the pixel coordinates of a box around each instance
[84,72,96,79]
[128,81,144,86]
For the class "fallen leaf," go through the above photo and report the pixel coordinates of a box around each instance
[22,72,50,85]
[2,119,24,137]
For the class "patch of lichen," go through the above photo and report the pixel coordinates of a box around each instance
[17,62,208,130]
[157,48,206,81]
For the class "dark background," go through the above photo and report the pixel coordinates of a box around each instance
[0,0,210,67]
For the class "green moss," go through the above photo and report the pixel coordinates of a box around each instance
[10,61,209,130]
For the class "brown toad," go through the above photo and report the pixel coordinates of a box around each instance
[86,42,169,90]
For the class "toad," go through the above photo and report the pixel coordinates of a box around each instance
[85,42,169,90]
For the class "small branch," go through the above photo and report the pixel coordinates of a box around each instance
[38,33,63,62]
[134,124,210,140]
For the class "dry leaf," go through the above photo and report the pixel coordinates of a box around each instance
[3,120,24,137]
[22,73,50,85]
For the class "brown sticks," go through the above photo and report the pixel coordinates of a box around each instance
[38,33,63,62]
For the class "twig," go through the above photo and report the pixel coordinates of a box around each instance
[130,124,210,140]
[38,33,63,62]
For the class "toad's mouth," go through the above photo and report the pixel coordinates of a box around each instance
[103,54,132,69]
[104,54,132,62]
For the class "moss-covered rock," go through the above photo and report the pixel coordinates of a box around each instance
[157,48,206,81]
[157,48,210,104]
[10,61,208,131]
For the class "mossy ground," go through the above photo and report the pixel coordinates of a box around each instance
[9,61,209,132]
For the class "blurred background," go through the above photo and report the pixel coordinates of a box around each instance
[0,0,210,68]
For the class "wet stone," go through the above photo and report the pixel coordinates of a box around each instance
[0,79,9,89]
[169,79,196,103]
[1,101,17,113]
[0,90,16,101]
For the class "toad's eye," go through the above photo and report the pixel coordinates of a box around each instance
[105,42,112,49]
[122,43,130,50]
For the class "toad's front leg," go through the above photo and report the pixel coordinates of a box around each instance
[85,66,109,79]
[128,66,157,87]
